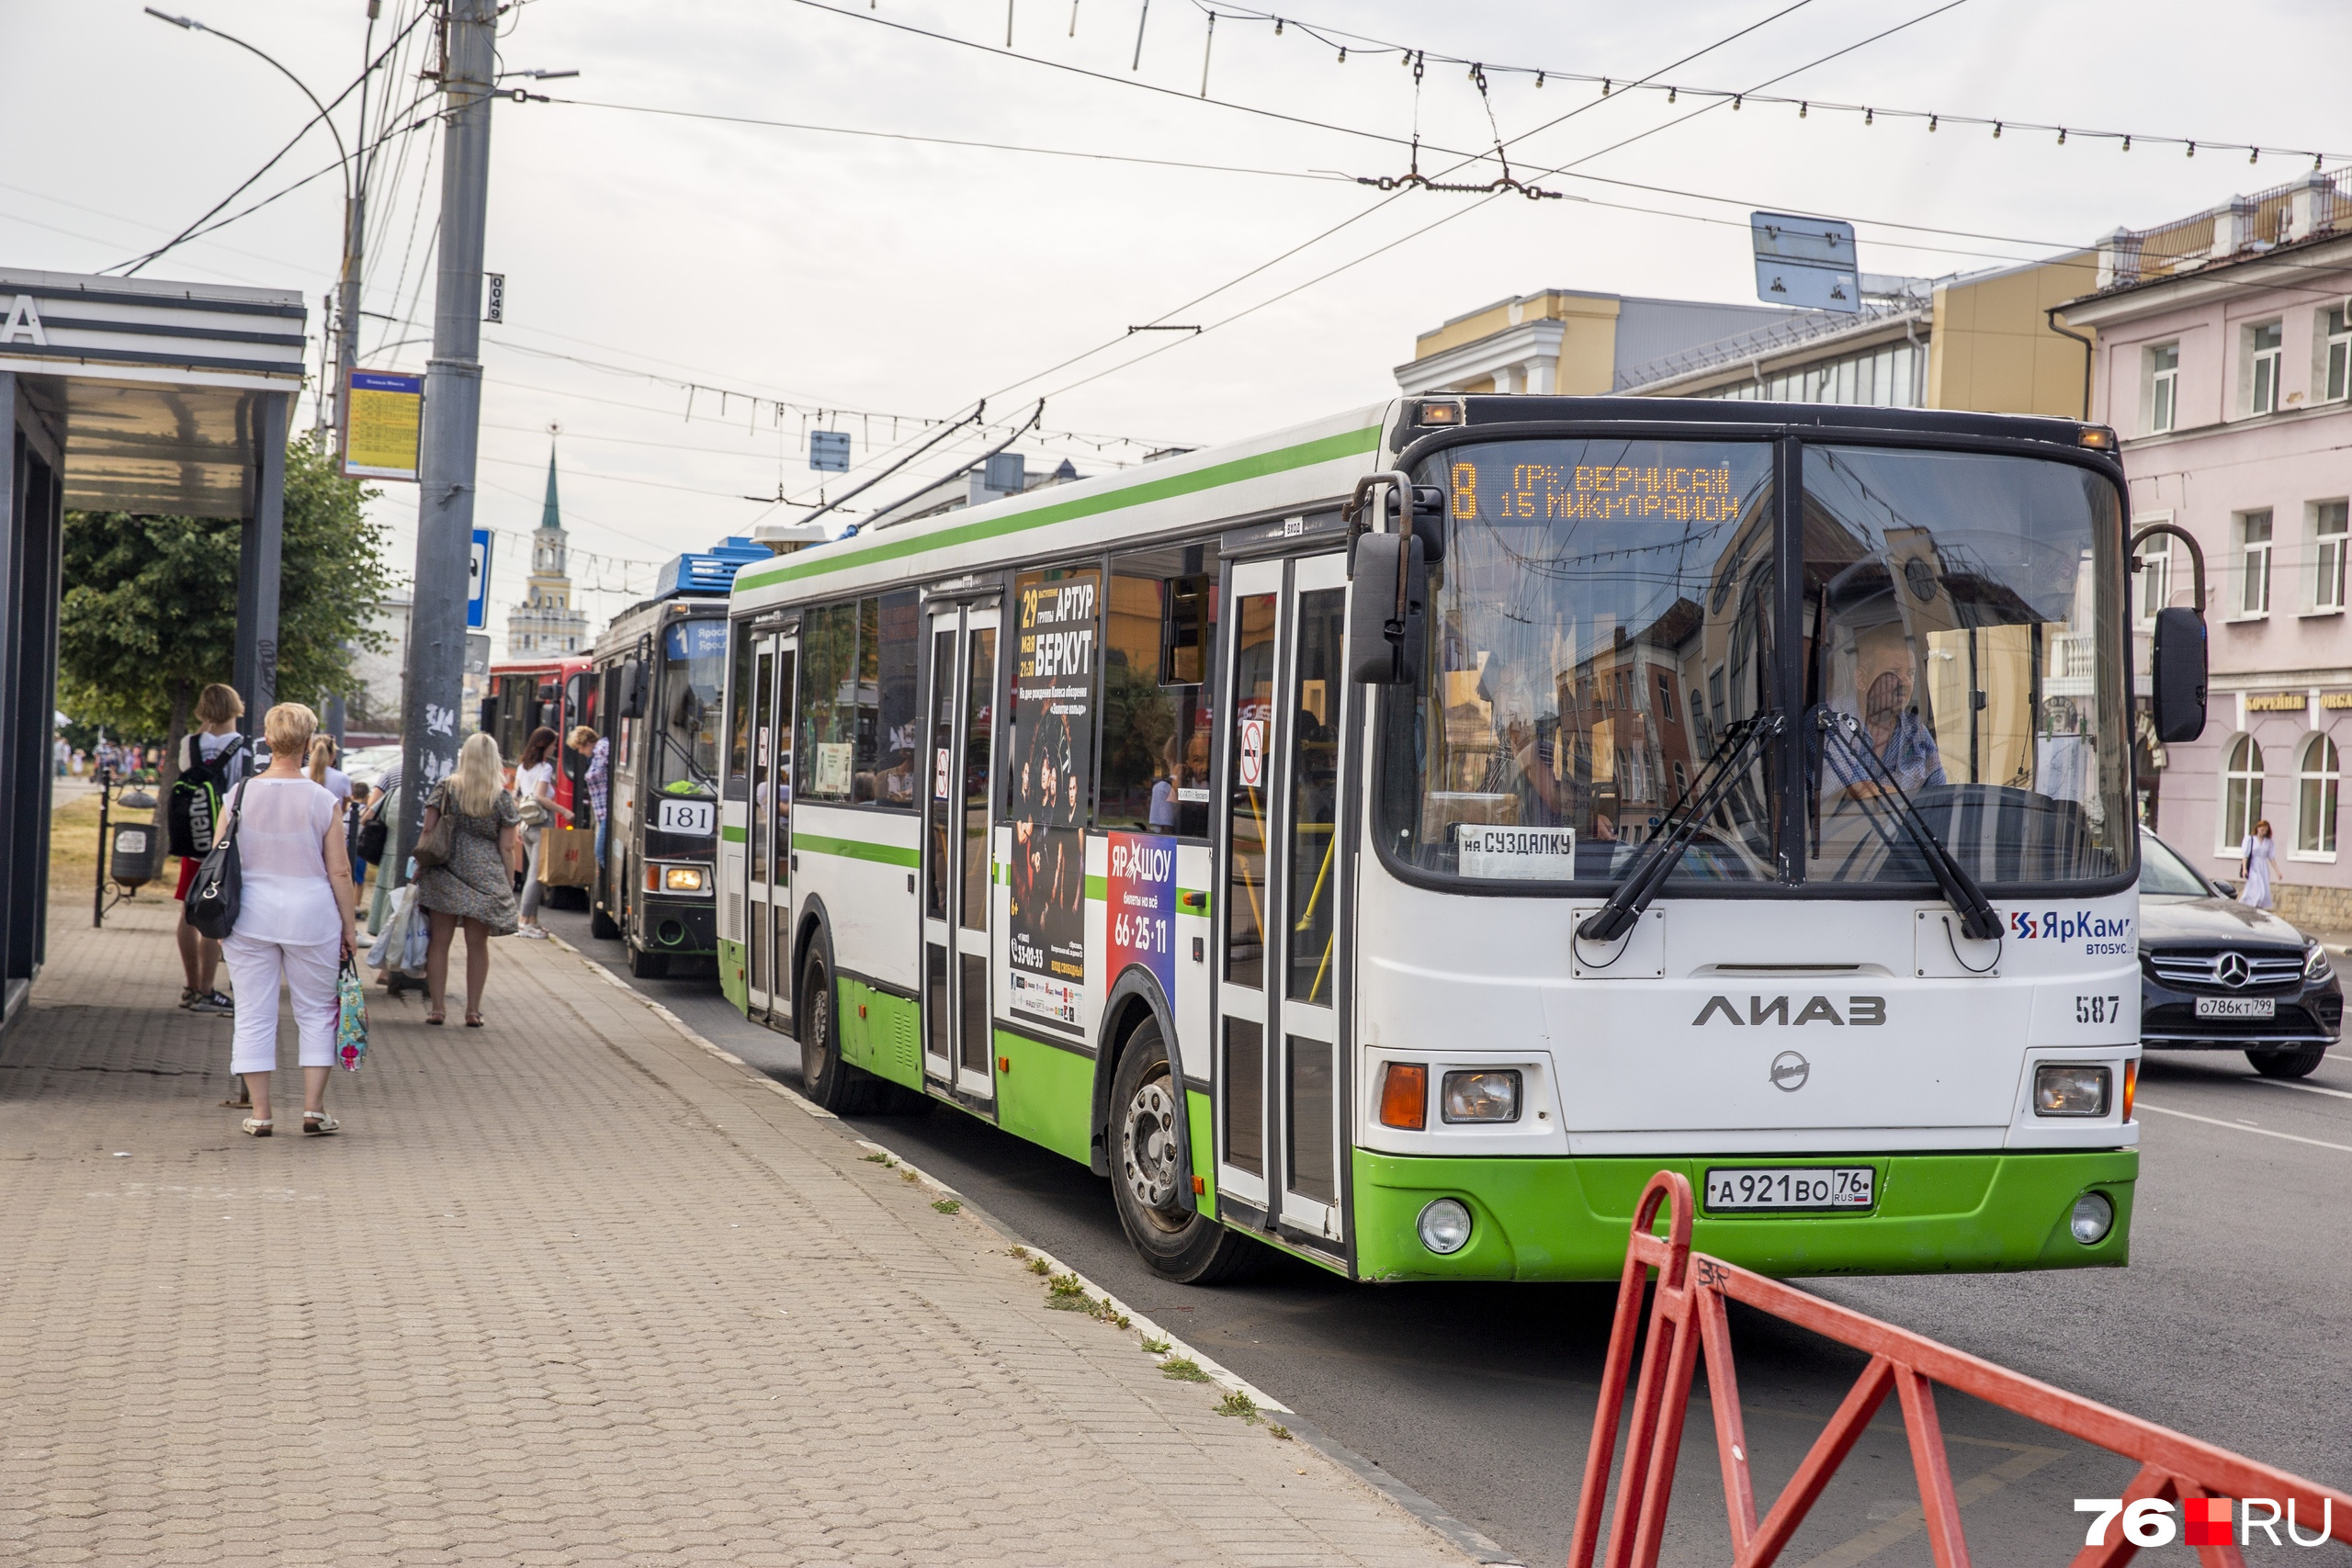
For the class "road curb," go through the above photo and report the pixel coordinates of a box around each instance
[545,931,1524,1566]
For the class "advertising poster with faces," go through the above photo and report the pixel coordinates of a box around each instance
[1009,567,1099,1026]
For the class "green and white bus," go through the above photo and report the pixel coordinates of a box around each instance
[715,395,2196,1284]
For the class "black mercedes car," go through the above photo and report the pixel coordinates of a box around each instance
[2139,830,2342,1078]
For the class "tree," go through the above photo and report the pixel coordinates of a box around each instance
[57,434,393,793]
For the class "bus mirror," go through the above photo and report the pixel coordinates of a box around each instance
[2150,606,2208,743]
[620,658,645,720]
[1349,532,1426,686]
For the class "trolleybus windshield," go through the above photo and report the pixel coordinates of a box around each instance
[658,618,727,795]
[1379,436,2129,892]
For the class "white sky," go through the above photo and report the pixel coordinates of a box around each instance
[5,0,2344,656]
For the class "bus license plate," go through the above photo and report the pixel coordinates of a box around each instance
[2195,996,2275,1018]
[1704,1167,1874,1212]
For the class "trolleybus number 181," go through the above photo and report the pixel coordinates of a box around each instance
[1704,1167,1875,1212]
[654,798,716,836]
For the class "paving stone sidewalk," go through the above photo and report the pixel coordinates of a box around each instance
[0,897,1475,1567]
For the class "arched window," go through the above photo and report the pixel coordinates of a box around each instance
[2299,734,2339,854]
[2222,734,2265,847]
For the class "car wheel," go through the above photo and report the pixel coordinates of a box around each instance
[2247,1045,2328,1078]
[1106,1018,1262,1285]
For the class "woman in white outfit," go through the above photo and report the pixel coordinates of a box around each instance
[220,703,360,1136]
[2239,818,2279,909]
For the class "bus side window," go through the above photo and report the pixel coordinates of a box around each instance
[1100,547,1216,838]
[797,602,859,803]
[875,591,920,810]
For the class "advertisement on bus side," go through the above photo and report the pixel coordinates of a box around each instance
[1009,567,1099,1027]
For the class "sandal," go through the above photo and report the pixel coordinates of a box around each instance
[464,1011,484,1027]
[302,1112,340,1136]
[241,1118,273,1137]
[425,1010,446,1025]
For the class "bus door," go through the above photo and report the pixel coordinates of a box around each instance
[745,631,797,1023]
[920,603,1000,1099]
[1213,553,1351,1249]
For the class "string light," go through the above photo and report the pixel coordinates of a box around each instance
[1601,77,1611,96]
[1666,86,1675,104]
[1991,121,2001,139]
[1732,95,1741,110]
[1863,107,1872,125]
[2122,136,2132,152]
[2187,141,2196,158]
[1534,71,1544,89]
[1336,45,1344,62]
[1928,114,1938,131]
[2057,128,2066,145]
[2250,147,2260,164]
[1797,100,1807,118]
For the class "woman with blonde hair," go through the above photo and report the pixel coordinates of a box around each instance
[218,703,358,1136]
[415,730,521,1026]
[305,734,353,805]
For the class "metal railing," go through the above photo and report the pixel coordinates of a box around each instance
[1615,298,1929,394]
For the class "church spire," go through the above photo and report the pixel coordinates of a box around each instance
[540,441,562,532]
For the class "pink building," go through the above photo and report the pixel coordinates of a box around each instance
[2064,172,2352,926]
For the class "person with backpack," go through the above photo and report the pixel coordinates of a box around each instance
[170,683,248,1014]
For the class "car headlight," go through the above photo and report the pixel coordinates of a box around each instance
[2033,1064,2111,1117]
[1441,1069,1522,1123]
[2070,1190,2115,1245]
[1417,1198,1473,1255]
[2306,941,2333,981]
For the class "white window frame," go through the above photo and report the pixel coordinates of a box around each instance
[2246,320,2285,416]
[2132,517,2173,624]
[2323,307,2350,403]
[2235,509,2275,619]
[2296,729,2340,861]
[2220,732,2266,852]
[2145,342,2180,434]
[2310,500,2349,615]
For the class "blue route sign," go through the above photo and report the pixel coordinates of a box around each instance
[468,528,494,630]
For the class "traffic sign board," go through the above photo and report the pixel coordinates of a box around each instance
[468,528,494,630]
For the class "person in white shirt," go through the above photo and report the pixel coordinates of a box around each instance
[306,735,353,804]
[217,703,359,1137]
[512,726,573,938]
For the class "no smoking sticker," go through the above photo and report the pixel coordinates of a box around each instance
[1238,718,1266,787]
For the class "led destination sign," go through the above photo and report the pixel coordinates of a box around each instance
[1448,457,1741,525]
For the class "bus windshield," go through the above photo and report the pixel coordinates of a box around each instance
[1378,436,2132,891]
[1379,438,1780,885]
[658,617,726,795]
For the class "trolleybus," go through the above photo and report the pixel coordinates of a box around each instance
[714,395,2204,1284]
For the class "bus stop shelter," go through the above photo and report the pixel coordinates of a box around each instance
[0,266,307,1036]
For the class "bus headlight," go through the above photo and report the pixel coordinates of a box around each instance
[1441,1069,1521,1123]
[2033,1064,2110,1117]
[1417,1198,1473,1255]
[2069,1190,2115,1245]
[646,863,711,894]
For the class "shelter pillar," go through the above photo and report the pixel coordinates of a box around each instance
[233,390,288,735]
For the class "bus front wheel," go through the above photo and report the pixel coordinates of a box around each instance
[798,948,876,1113]
[1108,1020,1261,1285]
[628,944,670,979]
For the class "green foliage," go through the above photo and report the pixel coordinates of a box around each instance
[1158,1357,1211,1383]
[57,434,390,755]
[1216,1390,1260,1422]
[930,1198,962,1214]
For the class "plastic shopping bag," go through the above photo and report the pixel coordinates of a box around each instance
[336,957,370,1071]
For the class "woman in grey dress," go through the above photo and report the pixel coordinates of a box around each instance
[417,732,521,1026]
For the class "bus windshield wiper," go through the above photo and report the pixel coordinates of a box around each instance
[1576,711,1783,945]
[1813,708,2002,942]
[656,728,716,794]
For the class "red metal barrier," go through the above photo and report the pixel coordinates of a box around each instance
[1569,1171,2352,1568]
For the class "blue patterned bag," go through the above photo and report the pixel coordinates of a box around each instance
[336,956,370,1071]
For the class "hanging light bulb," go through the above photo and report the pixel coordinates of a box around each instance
[1992,121,2001,139]
[2187,141,2196,158]
[2057,128,2066,145]
[1337,45,1345,62]
[2250,147,2260,164]
[1798,100,1807,118]
[1863,107,1872,125]
[1272,16,1281,33]
[2317,153,2326,171]
[2122,136,2132,152]
[1733,95,1742,110]
[1928,114,1938,131]
[1602,77,1611,95]
[1535,71,1544,88]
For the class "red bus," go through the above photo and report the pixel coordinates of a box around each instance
[481,655,595,828]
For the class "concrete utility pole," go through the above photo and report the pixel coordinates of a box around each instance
[333,0,380,466]
[395,0,494,859]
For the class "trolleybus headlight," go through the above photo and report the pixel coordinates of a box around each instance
[1417,1198,1473,1255]
[2032,1064,2110,1117]
[649,863,709,893]
[1441,1069,1522,1123]
[1377,1063,1428,1130]
[2069,1190,2115,1246]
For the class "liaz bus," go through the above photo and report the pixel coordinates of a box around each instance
[714,396,2205,1285]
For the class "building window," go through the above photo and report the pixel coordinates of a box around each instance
[2315,502,2349,612]
[2249,321,2284,415]
[2222,734,2265,848]
[2327,308,2350,402]
[2148,343,2179,433]
[2238,510,2274,616]
[2299,734,2340,856]
[2134,528,2171,623]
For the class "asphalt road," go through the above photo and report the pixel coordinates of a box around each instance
[538,906,2352,1566]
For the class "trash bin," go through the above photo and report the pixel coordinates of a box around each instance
[108,822,161,891]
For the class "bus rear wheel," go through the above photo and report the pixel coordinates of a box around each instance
[1108,1020,1261,1285]
[798,947,876,1113]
